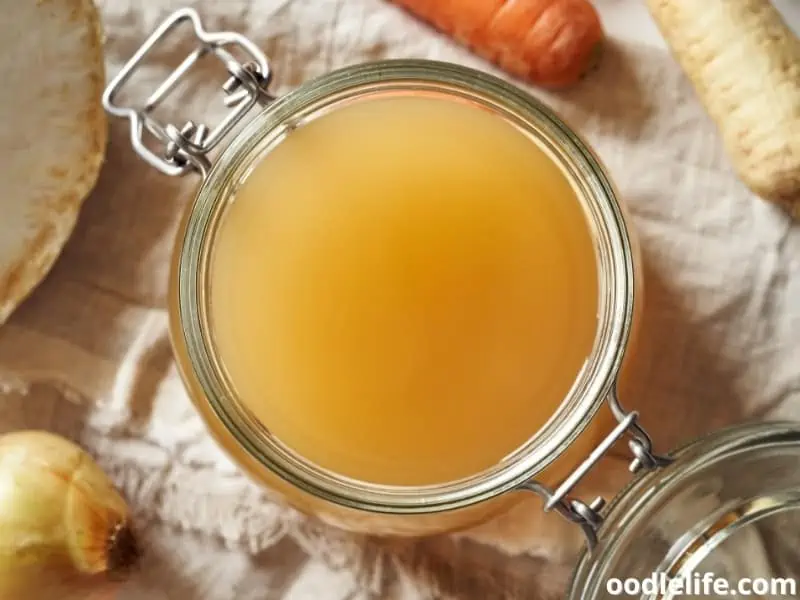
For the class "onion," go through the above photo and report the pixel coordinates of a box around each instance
[0,431,137,600]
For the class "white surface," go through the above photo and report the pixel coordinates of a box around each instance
[0,1,798,599]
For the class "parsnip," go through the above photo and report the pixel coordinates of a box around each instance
[646,0,800,218]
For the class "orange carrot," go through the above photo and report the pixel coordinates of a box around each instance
[390,0,604,88]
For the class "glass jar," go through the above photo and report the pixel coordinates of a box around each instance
[570,422,800,599]
[106,10,800,594]
[104,9,660,541]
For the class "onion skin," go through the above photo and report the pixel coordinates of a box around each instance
[0,431,137,600]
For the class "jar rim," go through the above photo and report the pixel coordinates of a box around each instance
[567,421,800,600]
[174,59,637,513]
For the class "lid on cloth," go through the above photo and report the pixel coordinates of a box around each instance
[569,422,800,600]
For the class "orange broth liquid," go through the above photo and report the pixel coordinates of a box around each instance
[210,95,599,486]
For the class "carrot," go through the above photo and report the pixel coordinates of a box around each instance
[389,0,604,88]
[647,0,800,217]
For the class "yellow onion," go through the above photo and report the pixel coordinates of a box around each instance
[0,431,138,600]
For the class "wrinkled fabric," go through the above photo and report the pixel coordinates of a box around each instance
[0,0,798,598]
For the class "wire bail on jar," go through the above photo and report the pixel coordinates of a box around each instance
[102,8,274,177]
[520,390,672,549]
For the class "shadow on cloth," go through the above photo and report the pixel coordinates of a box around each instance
[616,244,750,452]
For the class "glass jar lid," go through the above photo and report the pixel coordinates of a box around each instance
[570,421,800,599]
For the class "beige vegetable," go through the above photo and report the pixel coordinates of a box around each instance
[0,431,137,600]
[0,0,107,326]
[646,0,800,217]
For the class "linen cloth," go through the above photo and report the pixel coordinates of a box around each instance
[0,0,798,598]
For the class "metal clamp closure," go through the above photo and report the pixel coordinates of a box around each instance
[103,8,273,177]
[520,392,672,550]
